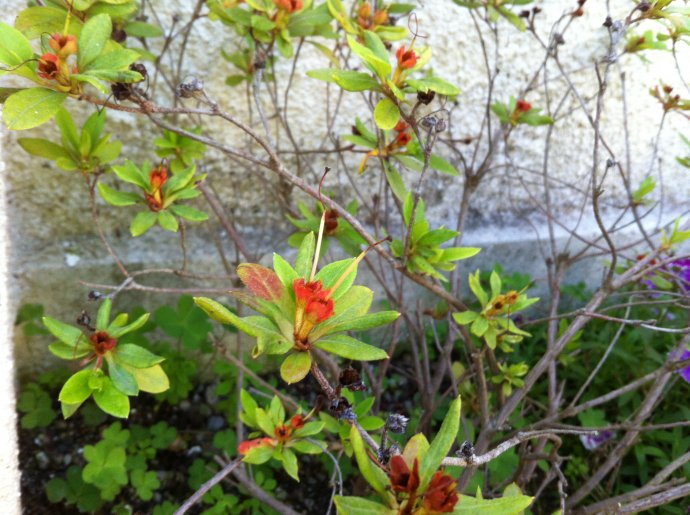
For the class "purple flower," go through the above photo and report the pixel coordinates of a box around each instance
[674,348,690,384]
[668,257,690,291]
[641,256,690,292]
[580,430,616,450]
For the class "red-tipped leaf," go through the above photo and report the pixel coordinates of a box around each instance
[237,264,285,302]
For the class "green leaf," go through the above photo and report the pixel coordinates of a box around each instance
[18,138,71,161]
[292,421,325,438]
[58,370,95,405]
[441,247,481,262]
[49,340,90,360]
[92,376,130,418]
[468,270,488,305]
[78,14,112,70]
[334,496,394,514]
[157,210,179,232]
[255,407,275,435]
[280,447,300,481]
[471,316,489,337]
[130,211,158,237]
[349,424,393,502]
[98,183,139,206]
[114,344,164,368]
[280,352,312,384]
[0,22,34,79]
[315,258,357,300]
[429,154,459,176]
[55,109,79,151]
[106,357,139,396]
[86,49,140,72]
[243,443,274,464]
[273,253,299,289]
[3,88,67,130]
[169,204,208,222]
[332,70,380,92]
[290,440,324,454]
[347,35,391,80]
[15,7,77,40]
[295,232,315,277]
[112,160,148,188]
[374,98,400,130]
[454,494,533,514]
[96,298,112,331]
[193,297,258,336]
[384,164,407,202]
[419,395,461,490]
[124,21,163,38]
[326,310,400,333]
[43,317,85,347]
[406,77,460,96]
[314,334,388,361]
[121,363,169,394]
[452,311,478,325]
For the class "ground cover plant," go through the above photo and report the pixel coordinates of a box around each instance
[4,0,690,513]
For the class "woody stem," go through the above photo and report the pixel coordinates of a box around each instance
[310,360,336,400]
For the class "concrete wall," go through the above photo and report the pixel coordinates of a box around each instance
[1,0,689,508]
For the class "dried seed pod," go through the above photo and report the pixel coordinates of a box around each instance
[339,365,367,391]
[386,413,409,434]
[176,77,204,98]
[417,90,435,105]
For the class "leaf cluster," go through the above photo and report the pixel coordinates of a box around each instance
[19,108,121,172]
[44,298,169,418]
[98,160,208,237]
[391,194,480,281]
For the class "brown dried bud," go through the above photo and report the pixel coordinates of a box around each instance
[417,90,435,105]
[339,366,366,391]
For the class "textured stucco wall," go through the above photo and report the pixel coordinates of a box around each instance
[2,0,689,370]
[0,0,689,506]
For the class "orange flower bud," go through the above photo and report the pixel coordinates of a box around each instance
[373,9,389,26]
[396,45,418,70]
[274,0,302,13]
[49,33,78,57]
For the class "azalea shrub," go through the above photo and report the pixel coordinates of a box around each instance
[4,0,690,513]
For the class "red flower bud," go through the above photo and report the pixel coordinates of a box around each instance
[290,414,305,429]
[37,53,60,80]
[515,99,532,113]
[396,45,418,70]
[305,297,334,323]
[274,424,292,442]
[395,132,412,147]
[150,165,168,189]
[90,331,118,355]
[422,471,459,513]
[293,278,326,304]
[394,120,409,133]
[389,455,420,494]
